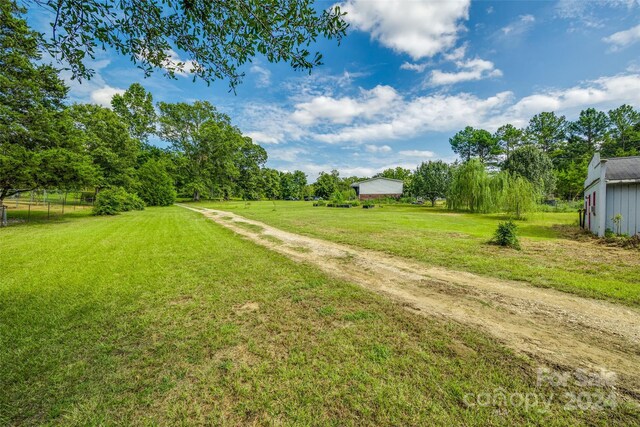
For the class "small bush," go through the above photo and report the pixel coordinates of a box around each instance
[93,188,145,216]
[313,200,327,207]
[343,189,357,201]
[491,221,521,250]
[330,191,345,204]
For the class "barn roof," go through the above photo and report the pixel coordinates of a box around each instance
[350,177,404,187]
[604,156,640,182]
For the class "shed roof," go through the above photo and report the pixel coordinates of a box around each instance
[604,156,640,182]
[350,177,404,188]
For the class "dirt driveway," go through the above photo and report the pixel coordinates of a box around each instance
[181,205,640,399]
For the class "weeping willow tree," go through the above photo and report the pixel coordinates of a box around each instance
[447,160,494,212]
[491,172,539,219]
[447,160,539,218]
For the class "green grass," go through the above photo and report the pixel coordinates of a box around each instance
[191,201,640,306]
[232,221,265,233]
[1,207,636,425]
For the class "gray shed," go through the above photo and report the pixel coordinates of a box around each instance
[351,178,403,200]
[583,153,640,237]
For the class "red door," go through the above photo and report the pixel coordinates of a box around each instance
[587,194,591,229]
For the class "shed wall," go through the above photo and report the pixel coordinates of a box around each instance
[606,183,640,236]
[358,180,403,195]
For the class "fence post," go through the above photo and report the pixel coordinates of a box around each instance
[62,193,66,215]
[1,205,6,227]
[47,202,51,220]
[28,204,31,222]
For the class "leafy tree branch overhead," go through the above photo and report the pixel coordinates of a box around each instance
[24,0,349,88]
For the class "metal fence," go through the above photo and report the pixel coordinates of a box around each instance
[1,191,94,226]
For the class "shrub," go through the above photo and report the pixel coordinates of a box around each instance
[491,221,521,250]
[343,189,357,200]
[121,192,145,212]
[313,200,326,207]
[330,191,345,204]
[93,188,145,216]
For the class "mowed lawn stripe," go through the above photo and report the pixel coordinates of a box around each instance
[1,207,637,425]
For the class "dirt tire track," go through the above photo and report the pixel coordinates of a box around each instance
[181,205,640,398]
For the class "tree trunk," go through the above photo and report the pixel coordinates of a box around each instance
[193,190,200,201]
[431,198,436,207]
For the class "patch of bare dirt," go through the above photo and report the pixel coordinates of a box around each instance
[180,205,640,399]
[234,302,260,314]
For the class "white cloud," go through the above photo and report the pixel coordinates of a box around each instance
[627,62,640,72]
[303,73,640,144]
[365,144,392,153]
[603,24,640,50]
[314,91,512,143]
[340,0,471,59]
[59,58,126,108]
[161,49,202,77]
[429,57,502,86]
[90,86,126,107]
[399,150,435,158]
[245,131,281,145]
[282,70,368,103]
[400,62,428,72]
[250,65,272,87]
[291,85,401,125]
[556,0,638,30]
[443,44,467,61]
[500,14,535,37]
[498,73,640,127]
[268,147,308,162]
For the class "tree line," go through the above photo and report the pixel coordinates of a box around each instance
[448,108,640,200]
[357,105,640,213]
[0,2,315,208]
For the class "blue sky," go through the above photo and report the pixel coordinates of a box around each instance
[28,0,640,180]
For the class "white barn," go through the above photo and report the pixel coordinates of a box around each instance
[351,178,403,200]
[583,153,640,237]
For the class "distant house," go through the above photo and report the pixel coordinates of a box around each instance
[583,153,640,237]
[351,177,403,200]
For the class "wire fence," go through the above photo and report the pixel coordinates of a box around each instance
[1,191,94,226]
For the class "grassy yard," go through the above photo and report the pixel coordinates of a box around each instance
[192,201,640,306]
[1,207,636,425]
